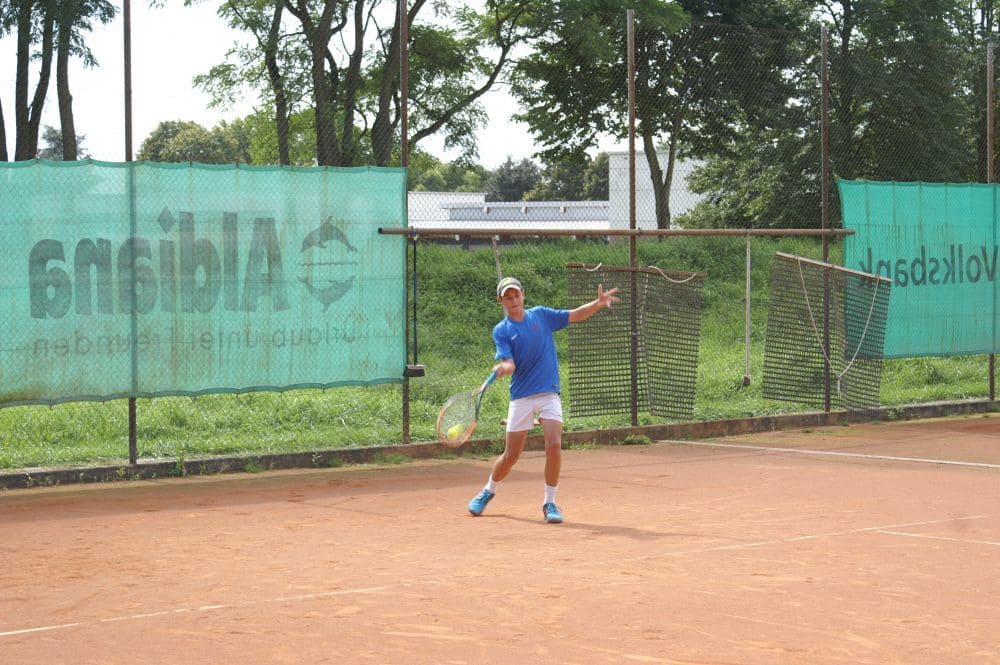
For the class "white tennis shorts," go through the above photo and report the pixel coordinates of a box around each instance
[506,392,563,432]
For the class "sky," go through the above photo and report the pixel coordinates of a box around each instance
[0,1,573,167]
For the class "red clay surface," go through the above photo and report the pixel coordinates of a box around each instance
[2,414,999,664]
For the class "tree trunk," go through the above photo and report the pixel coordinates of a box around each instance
[56,8,78,161]
[301,1,339,166]
[337,0,365,166]
[14,0,35,160]
[264,2,289,165]
[370,0,405,166]
[831,1,858,181]
[0,96,8,161]
[15,2,55,160]
[641,130,672,230]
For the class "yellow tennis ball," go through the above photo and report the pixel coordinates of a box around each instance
[447,424,462,440]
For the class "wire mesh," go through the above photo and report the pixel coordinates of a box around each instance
[565,264,642,418]
[2,3,998,470]
[566,263,704,420]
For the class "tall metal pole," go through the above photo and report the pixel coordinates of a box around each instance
[627,10,637,258]
[626,9,639,427]
[124,1,132,163]
[988,43,996,401]
[124,0,138,465]
[399,0,412,444]
[821,26,832,412]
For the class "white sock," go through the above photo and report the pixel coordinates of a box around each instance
[544,484,557,505]
[484,476,498,493]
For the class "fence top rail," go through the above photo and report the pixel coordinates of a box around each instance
[378,227,854,238]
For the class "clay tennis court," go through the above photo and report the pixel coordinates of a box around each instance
[3,413,999,664]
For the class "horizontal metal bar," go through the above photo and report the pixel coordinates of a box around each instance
[775,251,893,283]
[378,227,854,238]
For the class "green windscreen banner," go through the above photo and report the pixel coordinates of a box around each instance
[839,179,999,358]
[0,160,406,407]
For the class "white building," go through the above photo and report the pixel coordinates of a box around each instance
[607,151,705,230]
[405,152,705,233]
[408,192,609,232]
[407,191,486,228]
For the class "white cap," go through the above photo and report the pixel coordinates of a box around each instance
[496,276,523,297]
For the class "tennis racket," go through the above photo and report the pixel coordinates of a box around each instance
[436,369,498,447]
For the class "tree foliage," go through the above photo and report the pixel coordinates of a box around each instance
[486,156,540,201]
[137,120,251,164]
[37,123,88,159]
[195,0,538,167]
[407,149,488,192]
[505,0,998,229]
[525,151,608,201]
[686,0,985,229]
[511,0,811,228]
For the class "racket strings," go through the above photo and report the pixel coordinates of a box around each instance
[437,391,478,442]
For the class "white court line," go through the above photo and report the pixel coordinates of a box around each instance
[4,517,992,639]
[617,516,989,563]
[877,530,1000,547]
[0,623,81,637]
[671,439,1000,468]
[0,585,394,639]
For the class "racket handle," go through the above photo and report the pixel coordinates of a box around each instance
[481,369,498,392]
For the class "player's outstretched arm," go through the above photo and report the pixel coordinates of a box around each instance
[569,285,621,323]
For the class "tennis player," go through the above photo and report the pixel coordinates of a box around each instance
[468,276,620,523]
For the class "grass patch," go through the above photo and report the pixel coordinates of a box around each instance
[0,237,991,471]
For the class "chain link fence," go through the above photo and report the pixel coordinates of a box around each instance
[0,5,996,471]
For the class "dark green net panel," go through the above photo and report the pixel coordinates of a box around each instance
[763,253,891,413]
[566,263,705,420]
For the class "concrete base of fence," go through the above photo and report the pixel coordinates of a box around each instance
[1,398,995,491]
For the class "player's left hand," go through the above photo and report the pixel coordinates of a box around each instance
[597,284,620,310]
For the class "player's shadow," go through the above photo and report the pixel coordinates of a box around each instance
[490,514,683,541]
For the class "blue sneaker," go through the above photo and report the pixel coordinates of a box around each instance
[468,489,495,516]
[542,502,563,524]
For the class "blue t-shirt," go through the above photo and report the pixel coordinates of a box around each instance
[493,306,570,400]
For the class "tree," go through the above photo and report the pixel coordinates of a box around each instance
[5,0,55,160]
[511,0,811,228]
[684,0,976,229]
[0,87,7,161]
[240,108,319,166]
[582,151,609,200]
[137,120,251,164]
[525,151,608,201]
[37,123,88,159]
[957,0,1000,181]
[195,0,310,166]
[196,0,538,167]
[407,150,488,192]
[486,156,540,201]
[1,0,113,161]
[825,0,972,183]
[53,0,115,160]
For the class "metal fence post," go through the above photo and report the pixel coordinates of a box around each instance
[988,42,996,402]
[400,0,412,444]
[124,0,138,465]
[627,8,639,427]
[821,25,832,412]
